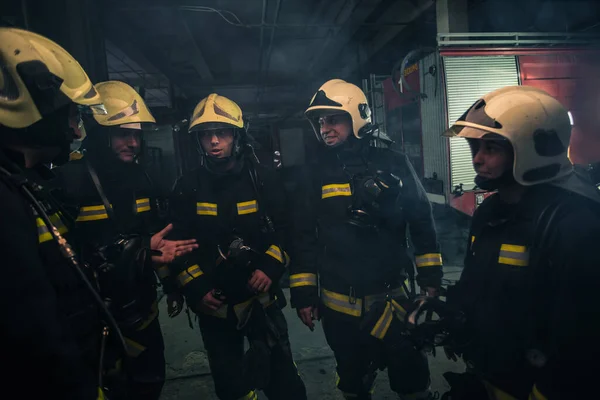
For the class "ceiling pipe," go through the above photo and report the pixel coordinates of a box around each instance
[263,0,283,84]
[255,0,268,101]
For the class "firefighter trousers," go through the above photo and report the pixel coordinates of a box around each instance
[105,316,166,400]
[197,303,307,400]
[322,315,430,400]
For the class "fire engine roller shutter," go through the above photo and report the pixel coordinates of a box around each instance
[443,56,520,189]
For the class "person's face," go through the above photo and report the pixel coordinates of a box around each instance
[110,128,141,163]
[319,113,352,147]
[199,128,235,158]
[471,139,513,179]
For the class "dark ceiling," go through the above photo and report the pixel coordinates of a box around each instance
[102,0,438,121]
[1,0,599,125]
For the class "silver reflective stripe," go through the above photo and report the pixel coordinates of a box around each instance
[371,303,394,339]
[79,209,108,217]
[321,184,352,199]
[498,244,529,266]
[197,202,217,215]
[289,274,317,288]
[321,290,362,317]
[498,250,529,261]
[136,198,150,212]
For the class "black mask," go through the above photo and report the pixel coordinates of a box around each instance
[474,169,516,191]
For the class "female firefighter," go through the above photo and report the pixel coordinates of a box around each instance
[442,85,600,400]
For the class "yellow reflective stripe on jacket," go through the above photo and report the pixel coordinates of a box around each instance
[177,264,204,287]
[238,390,258,400]
[321,183,352,199]
[76,204,111,222]
[265,245,283,263]
[369,299,407,340]
[124,337,146,358]
[237,200,258,215]
[498,244,529,267]
[197,202,217,216]
[528,385,547,400]
[37,213,69,243]
[321,288,363,317]
[415,253,442,268]
[289,273,317,288]
[135,197,151,213]
[155,265,170,279]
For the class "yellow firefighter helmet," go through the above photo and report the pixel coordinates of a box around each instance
[93,81,155,127]
[188,93,244,132]
[305,79,373,139]
[0,27,103,129]
[444,85,573,186]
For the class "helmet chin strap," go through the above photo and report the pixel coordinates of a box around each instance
[475,169,516,191]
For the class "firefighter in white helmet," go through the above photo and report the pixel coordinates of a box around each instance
[0,27,115,399]
[166,93,307,400]
[52,81,198,400]
[440,85,600,399]
[289,79,442,400]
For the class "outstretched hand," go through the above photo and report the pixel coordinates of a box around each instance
[151,223,198,264]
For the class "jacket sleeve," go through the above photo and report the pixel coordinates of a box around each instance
[532,210,600,399]
[166,175,213,305]
[394,152,443,289]
[0,184,97,399]
[288,165,320,309]
[251,166,289,283]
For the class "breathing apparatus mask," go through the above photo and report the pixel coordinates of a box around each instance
[213,234,262,303]
[346,170,403,229]
[88,234,149,329]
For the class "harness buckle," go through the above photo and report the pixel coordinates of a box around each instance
[348,286,357,305]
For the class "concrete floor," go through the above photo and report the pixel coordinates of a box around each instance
[159,271,465,399]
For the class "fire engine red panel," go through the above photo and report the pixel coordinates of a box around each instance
[383,65,421,111]
[519,54,600,164]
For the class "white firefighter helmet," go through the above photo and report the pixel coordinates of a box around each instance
[305,79,373,140]
[444,85,573,186]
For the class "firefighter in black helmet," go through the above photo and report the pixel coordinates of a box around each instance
[289,79,442,400]
[439,86,600,400]
[51,81,198,400]
[167,93,307,400]
[0,27,112,399]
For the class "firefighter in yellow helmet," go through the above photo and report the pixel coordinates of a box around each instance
[288,79,442,399]
[167,93,307,400]
[51,81,198,400]
[0,27,115,399]
[437,86,600,399]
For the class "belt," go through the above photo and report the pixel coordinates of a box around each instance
[320,285,407,318]
[198,292,277,324]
